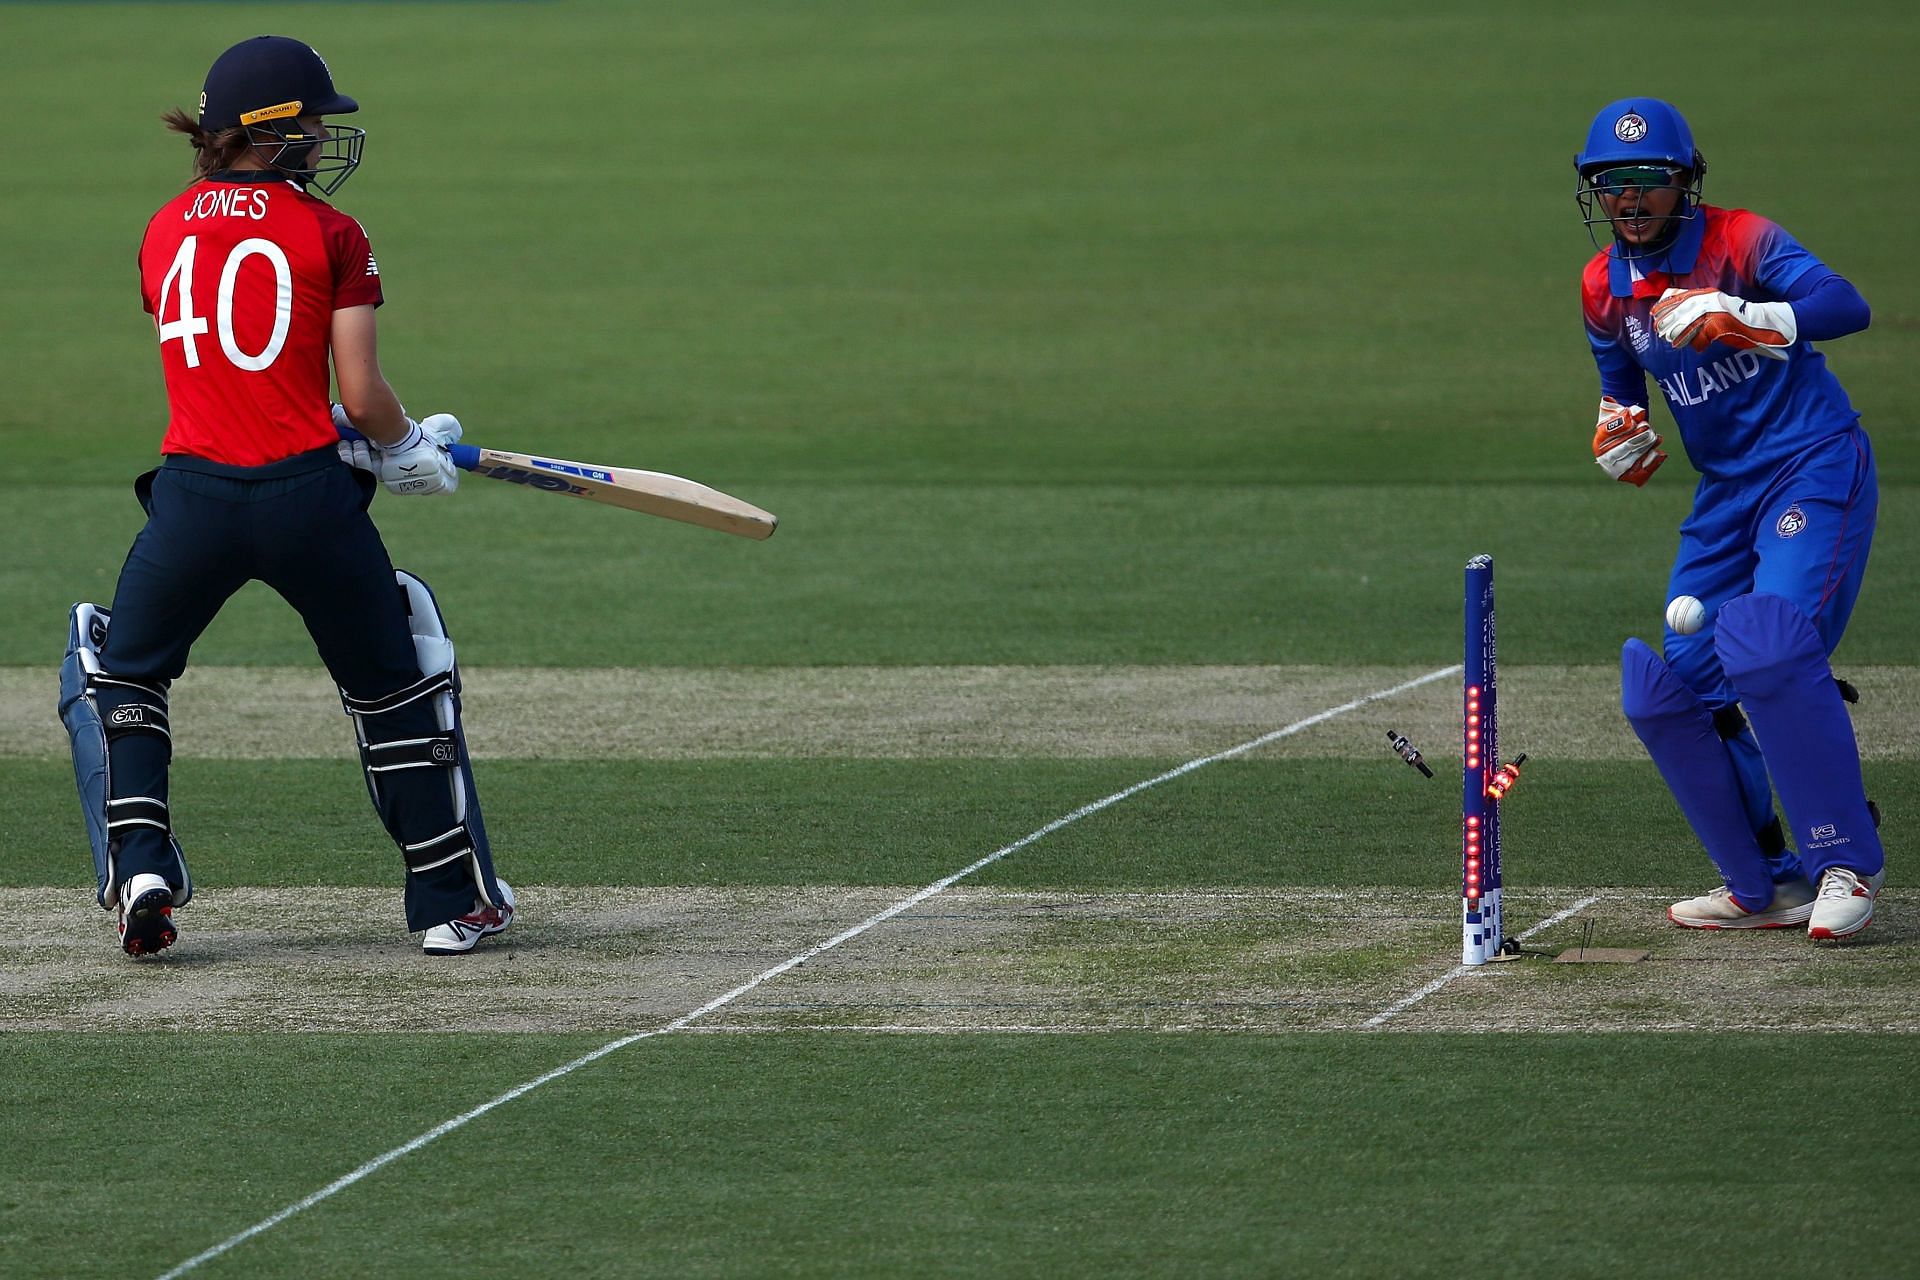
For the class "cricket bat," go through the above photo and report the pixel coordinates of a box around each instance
[448,443,777,540]
[340,426,778,540]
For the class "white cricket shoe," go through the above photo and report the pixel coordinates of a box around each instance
[422,880,516,955]
[1808,867,1886,941]
[118,872,178,957]
[1667,878,1815,930]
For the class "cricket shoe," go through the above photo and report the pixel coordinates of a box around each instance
[422,880,516,955]
[1667,877,1816,929]
[1807,867,1886,941]
[117,872,178,957]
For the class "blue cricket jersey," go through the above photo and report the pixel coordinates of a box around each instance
[1581,205,1862,481]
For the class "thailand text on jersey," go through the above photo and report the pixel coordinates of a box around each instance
[138,173,383,466]
[1581,204,1859,482]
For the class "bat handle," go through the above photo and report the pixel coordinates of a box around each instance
[334,421,481,473]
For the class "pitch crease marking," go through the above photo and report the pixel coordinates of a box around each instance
[1361,894,1603,1029]
[153,664,1461,1280]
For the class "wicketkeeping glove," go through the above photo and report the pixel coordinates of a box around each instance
[1593,397,1665,486]
[1650,288,1795,361]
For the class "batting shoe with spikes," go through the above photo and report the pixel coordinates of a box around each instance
[1667,877,1816,930]
[422,880,516,956]
[1808,867,1886,941]
[118,872,178,957]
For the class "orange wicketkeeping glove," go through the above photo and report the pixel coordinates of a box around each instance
[1650,288,1795,361]
[1592,397,1665,486]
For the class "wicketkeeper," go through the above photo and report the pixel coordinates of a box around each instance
[58,36,516,957]
[1575,97,1885,938]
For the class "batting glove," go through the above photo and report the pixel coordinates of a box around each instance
[1650,288,1794,361]
[1593,397,1665,486]
[332,404,378,472]
[418,412,463,448]
[377,419,460,496]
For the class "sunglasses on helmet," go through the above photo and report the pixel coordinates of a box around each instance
[1587,165,1683,191]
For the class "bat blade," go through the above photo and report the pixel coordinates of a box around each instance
[449,444,777,540]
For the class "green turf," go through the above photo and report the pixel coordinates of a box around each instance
[4,2,1916,1276]
[7,479,1918,668]
[4,1032,1916,1280]
[7,756,1910,891]
[2,2,1916,488]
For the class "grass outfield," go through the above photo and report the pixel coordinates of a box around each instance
[7,1035,1920,1279]
[4,1,1917,1276]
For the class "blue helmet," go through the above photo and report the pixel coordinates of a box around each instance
[1575,98,1702,175]
[1574,98,1707,260]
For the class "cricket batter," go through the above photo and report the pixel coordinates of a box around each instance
[57,36,515,956]
[1576,97,1885,938]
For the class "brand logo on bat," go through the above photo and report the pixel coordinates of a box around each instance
[528,458,616,484]
[477,465,589,496]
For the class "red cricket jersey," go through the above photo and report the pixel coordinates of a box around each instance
[138,174,383,465]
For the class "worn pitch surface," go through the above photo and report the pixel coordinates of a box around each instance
[7,885,1912,1035]
[7,664,1918,760]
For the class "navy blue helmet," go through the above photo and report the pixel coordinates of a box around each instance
[199,36,365,195]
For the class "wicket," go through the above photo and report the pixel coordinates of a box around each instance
[1462,554,1505,965]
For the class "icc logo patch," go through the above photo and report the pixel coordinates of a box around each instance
[1614,113,1648,143]
[1626,315,1651,354]
[1777,504,1808,538]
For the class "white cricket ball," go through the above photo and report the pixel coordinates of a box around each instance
[1666,595,1708,635]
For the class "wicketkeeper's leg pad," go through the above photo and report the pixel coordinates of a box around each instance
[1714,593,1884,881]
[340,571,502,928]
[1621,638,1783,909]
[57,604,192,910]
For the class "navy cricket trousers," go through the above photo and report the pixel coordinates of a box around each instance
[96,447,479,928]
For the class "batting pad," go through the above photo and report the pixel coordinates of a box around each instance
[58,603,192,910]
[1621,638,1781,909]
[1714,593,1885,881]
[339,570,504,930]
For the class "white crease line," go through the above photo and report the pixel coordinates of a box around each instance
[1361,894,1603,1029]
[154,664,1459,1280]
[684,1024,1296,1035]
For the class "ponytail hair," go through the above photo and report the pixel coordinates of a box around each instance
[161,108,252,180]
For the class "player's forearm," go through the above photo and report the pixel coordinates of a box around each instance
[330,303,414,446]
[1589,355,1651,410]
[335,380,413,446]
[1587,336,1647,408]
[1785,272,1870,343]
